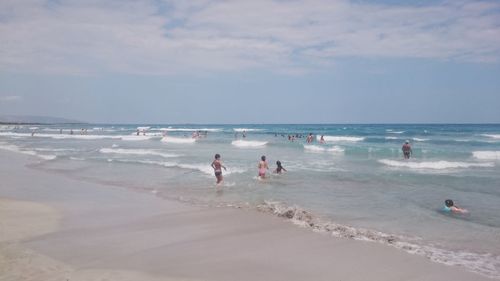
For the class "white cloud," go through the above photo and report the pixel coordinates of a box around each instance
[0,0,499,75]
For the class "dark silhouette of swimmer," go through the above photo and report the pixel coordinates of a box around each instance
[402,140,412,159]
[274,160,287,174]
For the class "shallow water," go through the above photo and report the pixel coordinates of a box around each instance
[1,123,500,278]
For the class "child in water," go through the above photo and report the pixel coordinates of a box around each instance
[443,199,468,214]
[211,154,226,185]
[258,155,269,179]
[274,160,287,174]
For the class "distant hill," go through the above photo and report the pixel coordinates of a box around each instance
[0,115,84,124]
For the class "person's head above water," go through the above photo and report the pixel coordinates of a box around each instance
[261,155,266,161]
[215,153,220,159]
[445,199,454,207]
[276,160,282,167]
[405,140,410,144]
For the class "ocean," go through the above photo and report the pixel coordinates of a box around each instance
[1,123,499,278]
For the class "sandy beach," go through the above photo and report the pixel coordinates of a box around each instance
[0,149,492,281]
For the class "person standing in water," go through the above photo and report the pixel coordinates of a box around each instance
[258,155,269,179]
[306,133,314,143]
[402,140,412,159]
[211,154,227,185]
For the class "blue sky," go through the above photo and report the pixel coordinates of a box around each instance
[1,0,499,123]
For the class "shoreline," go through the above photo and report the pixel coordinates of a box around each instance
[0,150,494,281]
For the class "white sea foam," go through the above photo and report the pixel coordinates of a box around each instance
[472,151,500,160]
[118,159,246,176]
[99,148,179,158]
[385,136,398,140]
[0,132,156,141]
[316,135,365,142]
[231,140,267,147]
[34,148,79,152]
[388,131,405,134]
[0,132,121,140]
[0,143,56,160]
[303,145,344,153]
[153,127,222,132]
[121,135,154,141]
[482,134,500,139]
[379,159,494,169]
[161,136,196,144]
[233,128,264,132]
[412,138,429,142]
[257,200,500,279]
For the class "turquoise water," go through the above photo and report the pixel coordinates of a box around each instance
[1,124,500,278]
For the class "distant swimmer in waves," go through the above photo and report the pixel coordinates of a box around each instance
[320,135,325,144]
[443,199,468,214]
[402,140,412,159]
[274,160,287,174]
[258,155,269,179]
[211,154,227,185]
[306,133,314,143]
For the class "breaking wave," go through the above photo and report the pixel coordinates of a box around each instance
[256,200,500,279]
[303,145,344,153]
[379,159,494,169]
[99,148,179,158]
[316,135,365,142]
[473,151,500,160]
[161,137,196,144]
[231,140,267,147]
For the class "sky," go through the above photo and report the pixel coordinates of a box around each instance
[0,0,499,124]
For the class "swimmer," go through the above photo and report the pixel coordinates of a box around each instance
[402,140,412,159]
[306,133,314,143]
[443,199,468,214]
[211,154,227,185]
[274,160,287,174]
[258,155,269,179]
[320,135,325,143]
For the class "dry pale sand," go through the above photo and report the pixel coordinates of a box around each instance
[0,150,492,281]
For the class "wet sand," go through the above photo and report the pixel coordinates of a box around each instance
[0,150,491,281]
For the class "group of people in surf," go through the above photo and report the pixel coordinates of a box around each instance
[211,154,286,185]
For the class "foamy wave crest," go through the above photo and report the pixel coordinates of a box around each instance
[388,131,405,134]
[121,135,154,141]
[99,148,179,158]
[0,132,159,141]
[303,145,344,153]
[118,159,245,176]
[385,136,398,140]
[161,137,196,144]
[379,159,494,169]
[0,132,122,140]
[482,134,500,139]
[316,135,365,142]
[0,143,56,160]
[256,200,500,279]
[231,140,267,147]
[473,151,500,160]
[413,138,429,142]
[153,127,222,132]
[233,128,264,132]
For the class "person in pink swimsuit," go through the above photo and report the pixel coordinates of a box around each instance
[258,155,269,179]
